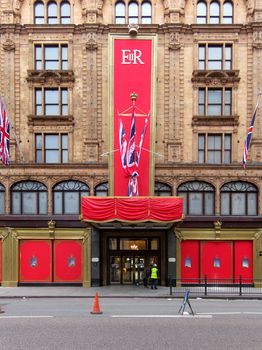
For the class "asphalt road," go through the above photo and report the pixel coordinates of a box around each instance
[0,298,262,349]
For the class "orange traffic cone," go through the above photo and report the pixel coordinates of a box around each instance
[90,292,103,314]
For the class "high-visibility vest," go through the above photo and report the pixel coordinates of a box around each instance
[151,267,158,279]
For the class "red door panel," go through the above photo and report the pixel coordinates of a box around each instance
[234,241,253,283]
[54,240,82,282]
[19,240,52,282]
[200,241,233,281]
[181,240,199,282]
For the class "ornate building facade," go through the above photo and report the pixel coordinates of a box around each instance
[0,0,262,287]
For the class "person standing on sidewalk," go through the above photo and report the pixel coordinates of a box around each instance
[150,264,158,289]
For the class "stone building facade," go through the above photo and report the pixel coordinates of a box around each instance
[0,0,262,286]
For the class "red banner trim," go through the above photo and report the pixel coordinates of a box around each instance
[81,196,183,223]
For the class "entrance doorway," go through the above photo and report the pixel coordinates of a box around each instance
[108,237,160,285]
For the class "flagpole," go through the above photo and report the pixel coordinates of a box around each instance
[10,125,25,162]
[242,91,262,169]
[0,96,25,163]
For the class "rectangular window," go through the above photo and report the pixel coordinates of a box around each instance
[208,89,222,115]
[198,44,232,70]
[208,134,222,163]
[198,88,232,116]
[35,88,68,116]
[34,44,68,70]
[198,134,232,164]
[35,133,68,164]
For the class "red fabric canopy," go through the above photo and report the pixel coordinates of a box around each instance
[81,197,183,223]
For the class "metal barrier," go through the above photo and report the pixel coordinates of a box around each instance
[168,277,262,297]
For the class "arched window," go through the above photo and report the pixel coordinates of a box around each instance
[210,1,220,24]
[11,181,47,215]
[128,1,139,24]
[177,181,215,215]
[197,1,207,24]
[115,2,126,24]
[95,182,109,197]
[154,182,172,196]
[60,1,70,24]
[53,180,89,214]
[47,1,58,24]
[0,183,5,214]
[34,1,45,24]
[223,1,233,24]
[141,1,152,24]
[220,182,258,216]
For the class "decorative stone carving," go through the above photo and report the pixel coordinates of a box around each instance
[3,38,15,51]
[169,32,181,50]
[191,70,240,86]
[84,140,99,161]
[253,31,262,49]
[192,115,239,127]
[86,33,98,51]
[167,141,182,162]
[26,70,75,85]
[27,115,74,127]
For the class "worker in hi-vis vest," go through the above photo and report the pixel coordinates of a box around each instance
[150,264,159,290]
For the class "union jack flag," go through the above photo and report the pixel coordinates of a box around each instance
[0,97,10,165]
[119,118,127,169]
[128,171,139,196]
[136,117,148,167]
[242,100,259,168]
[126,109,136,171]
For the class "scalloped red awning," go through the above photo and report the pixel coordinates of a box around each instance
[81,197,183,223]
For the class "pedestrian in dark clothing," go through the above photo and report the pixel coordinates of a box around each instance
[142,266,150,288]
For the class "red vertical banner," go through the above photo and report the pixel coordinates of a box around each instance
[113,38,153,196]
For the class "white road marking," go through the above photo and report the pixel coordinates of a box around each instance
[0,315,53,319]
[111,314,212,318]
[198,312,242,315]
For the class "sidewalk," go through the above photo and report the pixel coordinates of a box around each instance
[1,285,262,299]
[0,285,171,298]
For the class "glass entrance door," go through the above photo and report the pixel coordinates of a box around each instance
[109,254,159,285]
[122,256,133,284]
[108,237,160,285]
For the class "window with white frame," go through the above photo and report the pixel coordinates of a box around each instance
[220,182,258,216]
[198,88,232,116]
[35,88,68,116]
[35,44,68,70]
[197,0,233,24]
[34,0,71,24]
[115,0,152,24]
[198,44,232,70]
[198,133,232,164]
[35,133,68,163]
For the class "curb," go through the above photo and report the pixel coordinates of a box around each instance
[0,295,262,300]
